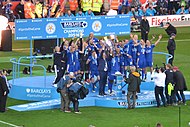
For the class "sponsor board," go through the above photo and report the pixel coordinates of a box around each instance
[15,15,130,40]
[146,14,190,27]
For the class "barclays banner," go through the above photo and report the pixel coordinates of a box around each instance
[15,15,131,40]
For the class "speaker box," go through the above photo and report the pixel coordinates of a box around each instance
[34,39,58,54]
[0,30,12,51]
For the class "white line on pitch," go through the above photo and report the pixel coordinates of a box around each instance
[0,120,23,127]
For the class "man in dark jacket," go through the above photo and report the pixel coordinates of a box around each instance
[165,22,177,36]
[52,46,67,87]
[167,33,176,65]
[15,0,25,19]
[98,47,108,96]
[140,16,150,42]
[125,66,141,109]
[0,70,9,113]
[165,64,176,105]
[173,66,187,105]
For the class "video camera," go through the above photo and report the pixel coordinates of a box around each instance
[154,63,166,73]
[72,74,83,84]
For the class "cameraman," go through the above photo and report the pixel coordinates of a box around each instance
[68,74,89,114]
[57,72,74,113]
[151,67,166,107]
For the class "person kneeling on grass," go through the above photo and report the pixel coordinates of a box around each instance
[68,75,89,114]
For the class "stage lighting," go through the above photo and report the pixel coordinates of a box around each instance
[0,15,8,48]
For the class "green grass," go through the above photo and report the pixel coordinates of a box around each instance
[0,27,190,127]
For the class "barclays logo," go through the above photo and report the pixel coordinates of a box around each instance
[61,21,88,28]
[25,88,51,94]
[26,88,31,93]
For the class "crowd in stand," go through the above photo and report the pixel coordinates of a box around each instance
[0,0,190,21]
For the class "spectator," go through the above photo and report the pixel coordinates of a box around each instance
[0,1,3,15]
[85,9,95,16]
[130,0,141,8]
[145,3,157,16]
[173,66,187,105]
[76,8,85,17]
[110,0,120,11]
[92,0,102,15]
[81,0,92,12]
[138,6,146,16]
[121,0,130,14]
[15,0,25,19]
[127,6,139,17]
[176,5,186,14]
[185,6,190,14]
[65,10,75,17]
[69,0,78,15]
[156,123,163,127]
[103,0,111,14]
[156,0,168,15]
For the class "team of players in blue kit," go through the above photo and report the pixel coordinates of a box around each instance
[53,32,162,95]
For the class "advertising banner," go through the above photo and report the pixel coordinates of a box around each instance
[15,15,131,40]
[146,14,190,27]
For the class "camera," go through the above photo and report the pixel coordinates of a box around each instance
[154,64,159,73]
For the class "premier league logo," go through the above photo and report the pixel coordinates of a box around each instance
[46,23,56,34]
[92,20,102,32]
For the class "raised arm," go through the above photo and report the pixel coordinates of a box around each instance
[154,35,162,46]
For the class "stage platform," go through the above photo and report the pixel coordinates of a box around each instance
[8,75,190,111]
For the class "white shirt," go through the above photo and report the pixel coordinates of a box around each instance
[151,72,166,87]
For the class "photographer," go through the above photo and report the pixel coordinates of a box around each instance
[165,22,177,37]
[151,67,166,107]
[68,74,89,114]
[57,72,74,113]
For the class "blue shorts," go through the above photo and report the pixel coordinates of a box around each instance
[146,61,153,67]
[108,71,116,80]
[138,59,146,68]
[68,64,75,72]
[75,62,80,72]
[90,71,99,78]
[132,59,137,66]
[124,57,132,66]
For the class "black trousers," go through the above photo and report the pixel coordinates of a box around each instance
[176,90,186,104]
[71,98,79,112]
[141,31,148,43]
[0,95,7,112]
[168,50,174,65]
[155,86,166,107]
[53,64,66,84]
[165,85,176,105]
[99,71,107,95]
